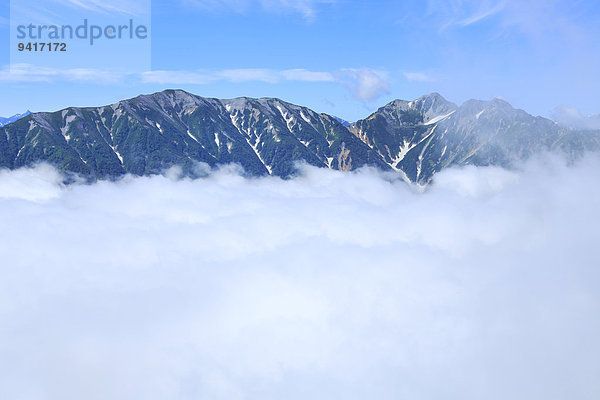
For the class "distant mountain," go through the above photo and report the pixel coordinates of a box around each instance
[1,90,598,183]
[333,117,353,127]
[0,111,31,127]
[352,94,600,182]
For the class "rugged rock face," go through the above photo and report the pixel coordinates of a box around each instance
[0,90,387,178]
[352,94,600,183]
[1,89,599,183]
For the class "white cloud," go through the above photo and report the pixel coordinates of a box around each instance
[339,68,390,100]
[141,67,384,101]
[0,64,125,83]
[1,155,599,399]
[141,68,335,85]
[403,71,437,82]
[1,64,384,101]
[0,163,65,201]
[2,64,336,85]
[551,105,600,130]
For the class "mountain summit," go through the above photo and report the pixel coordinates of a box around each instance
[1,90,598,183]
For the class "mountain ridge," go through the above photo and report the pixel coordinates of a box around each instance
[0,111,32,127]
[1,90,598,183]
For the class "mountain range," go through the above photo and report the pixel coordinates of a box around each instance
[0,111,31,128]
[1,90,598,183]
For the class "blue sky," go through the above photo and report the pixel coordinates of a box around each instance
[1,0,600,121]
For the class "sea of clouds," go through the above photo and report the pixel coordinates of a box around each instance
[1,155,599,400]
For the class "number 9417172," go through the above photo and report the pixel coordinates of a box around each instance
[18,42,66,52]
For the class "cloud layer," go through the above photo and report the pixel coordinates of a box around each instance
[551,104,600,130]
[0,156,599,399]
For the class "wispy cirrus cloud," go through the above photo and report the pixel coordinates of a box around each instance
[260,0,334,18]
[426,0,507,30]
[453,1,506,27]
[182,0,334,19]
[426,0,595,44]
[53,0,149,15]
